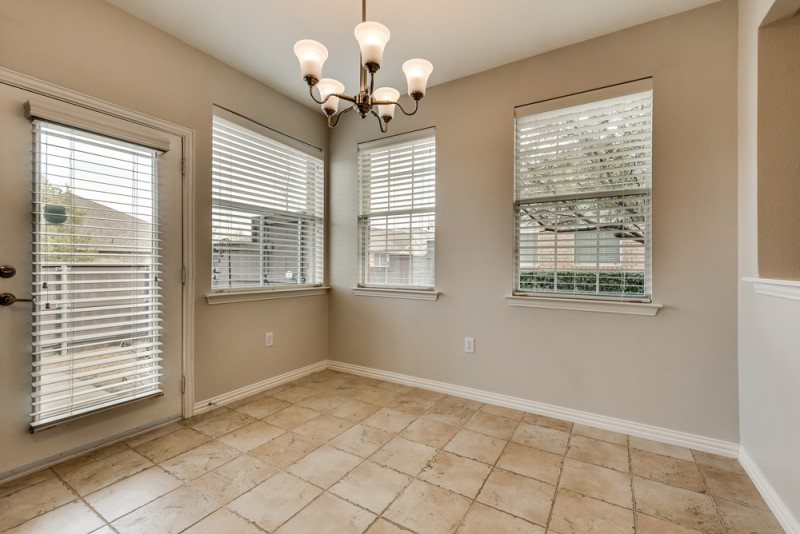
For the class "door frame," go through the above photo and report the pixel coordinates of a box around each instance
[0,66,196,418]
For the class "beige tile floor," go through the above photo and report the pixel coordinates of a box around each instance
[0,370,785,533]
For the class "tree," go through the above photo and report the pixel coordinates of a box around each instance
[40,184,95,263]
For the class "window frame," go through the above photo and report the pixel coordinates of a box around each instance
[357,128,437,293]
[512,79,654,304]
[208,107,325,299]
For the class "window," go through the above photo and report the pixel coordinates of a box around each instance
[358,129,436,289]
[514,79,652,301]
[31,120,164,429]
[211,109,324,290]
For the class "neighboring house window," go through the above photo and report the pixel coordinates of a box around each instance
[518,228,538,267]
[211,110,324,289]
[31,120,164,429]
[358,129,436,289]
[514,79,652,300]
[574,230,621,265]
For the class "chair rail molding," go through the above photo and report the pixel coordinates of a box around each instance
[743,277,800,302]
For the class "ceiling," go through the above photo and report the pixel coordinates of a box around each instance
[106,0,719,110]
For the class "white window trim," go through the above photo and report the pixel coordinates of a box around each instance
[353,287,440,301]
[1,65,197,418]
[205,286,330,305]
[506,295,661,316]
[25,99,172,152]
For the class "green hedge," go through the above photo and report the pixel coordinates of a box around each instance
[519,270,645,296]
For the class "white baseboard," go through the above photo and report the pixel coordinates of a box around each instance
[192,360,328,415]
[739,447,800,534]
[325,360,740,458]
[194,358,739,457]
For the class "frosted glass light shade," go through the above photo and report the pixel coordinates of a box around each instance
[354,22,390,68]
[316,78,345,114]
[293,39,328,81]
[402,59,433,96]
[373,87,400,119]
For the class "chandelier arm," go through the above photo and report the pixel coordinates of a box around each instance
[328,105,355,128]
[370,109,389,133]
[394,98,420,116]
[308,85,350,106]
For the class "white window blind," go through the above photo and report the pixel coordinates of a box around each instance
[358,130,436,289]
[514,80,652,300]
[31,120,163,430]
[211,112,324,289]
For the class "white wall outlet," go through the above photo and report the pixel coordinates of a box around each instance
[464,337,475,354]
[265,332,273,347]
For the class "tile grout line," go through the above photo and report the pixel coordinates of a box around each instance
[314,386,434,532]
[445,402,497,533]
[543,426,572,532]
[460,413,551,530]
[50,464,119,534]
[214,503,269,533]
[696,459,730,534]
[374,396,477,533]
[628,434,638,533]
[225,382,426,533]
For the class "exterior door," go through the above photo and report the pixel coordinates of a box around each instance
[0,81,184,478]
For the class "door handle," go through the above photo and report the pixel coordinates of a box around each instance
[0,265,16,278]
[0,293,33,306]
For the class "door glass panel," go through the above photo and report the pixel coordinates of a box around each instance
[31,120,163,430]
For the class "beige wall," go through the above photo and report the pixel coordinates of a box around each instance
[739,0,800,527]
[0,0,328,473]
[758,12,800,280]
[329,1,740,441]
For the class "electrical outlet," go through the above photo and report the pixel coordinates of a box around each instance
[464,337,475,354]
[265,332,273,347]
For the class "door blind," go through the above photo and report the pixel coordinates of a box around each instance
[358,130,436,289]
[514,80,653,300]
[31,120,163,430]
[211,114,324,289]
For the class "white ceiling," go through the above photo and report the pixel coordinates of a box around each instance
[106,0,718,109]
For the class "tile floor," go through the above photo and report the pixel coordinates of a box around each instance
[0,370,785,533]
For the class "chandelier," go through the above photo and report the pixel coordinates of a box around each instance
[293,0,433,133]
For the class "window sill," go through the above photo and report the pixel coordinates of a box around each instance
[353,287,440,301]
[205,286,330,305]
[505,295,661,316]
[743,277,800,302]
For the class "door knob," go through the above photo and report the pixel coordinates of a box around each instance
[0,293,33,306]
[0,265,16,278]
